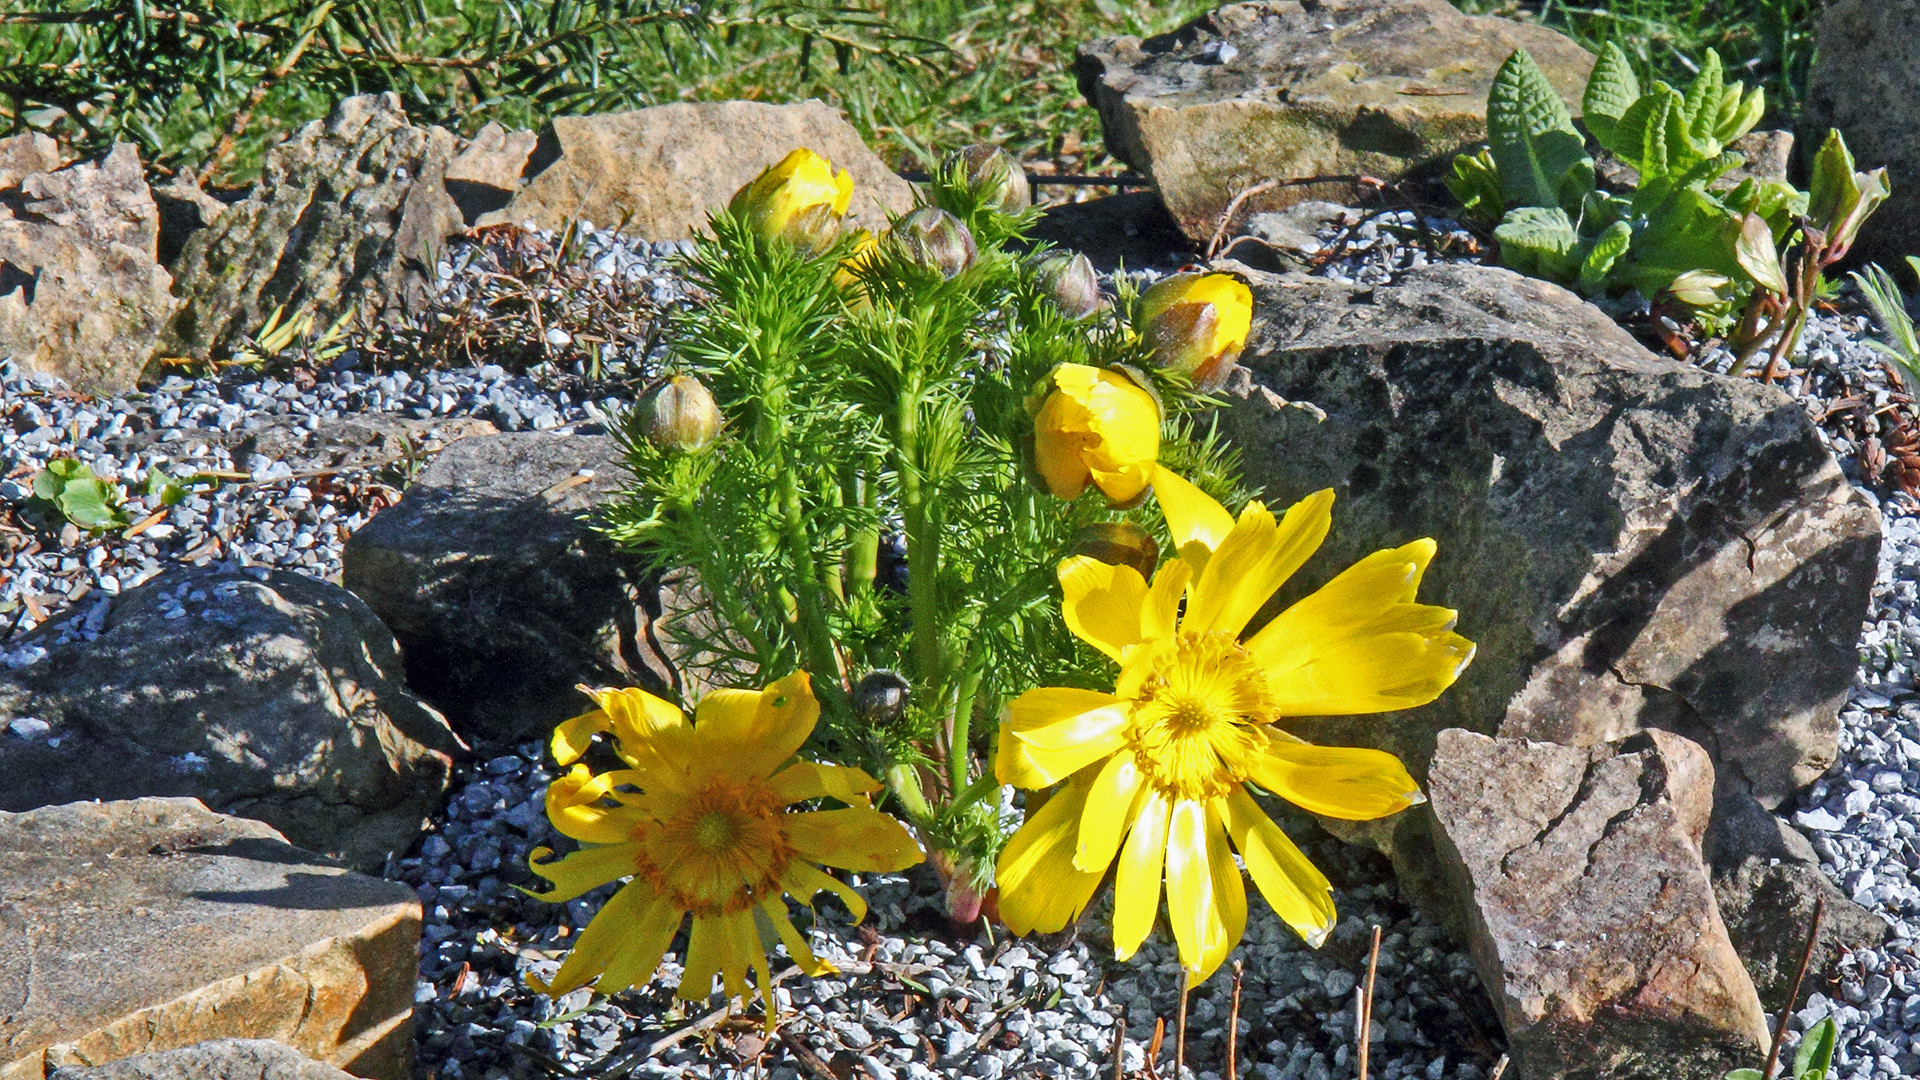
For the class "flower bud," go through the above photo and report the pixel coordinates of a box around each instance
[1030,251,1101,321]
[853,669,910,726]
[1138,272,1253,392]
[728,148,855,252]
[643,375,721,452]
[888,207,978,279]
[942,144,1031,215]
[1068,522,1160,580]
[1030,363,1161,505]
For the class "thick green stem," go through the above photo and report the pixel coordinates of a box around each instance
[884,761,935,826]
[844,459,880,599]
[898,376,943,691]
[947,662,984,791]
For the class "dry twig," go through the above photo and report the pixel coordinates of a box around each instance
[1357,924,1383,1080]
[1763,895,1827,1080]
[1227,960,1244,1080]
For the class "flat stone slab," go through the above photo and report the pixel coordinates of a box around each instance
[0,799,418,1080]
[1429,729,1769,1080]
[48,1040,356,1080]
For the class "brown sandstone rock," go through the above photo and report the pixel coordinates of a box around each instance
[0,143,175,394]
[0,133,66,189]
[1428,728,1769,1080]
[48,1039,357,1080]
[488,100,914,239]
[1076,0,1594,244]
[0,799,417,1080]
[445,121,539,225]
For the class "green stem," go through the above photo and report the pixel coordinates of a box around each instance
[898,375,943,691]
[947,662,984,791]
[884,761,935,826]
[845,458,881,599]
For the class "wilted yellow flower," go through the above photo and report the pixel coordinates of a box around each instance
[526,672,922,1022]
[995,470,1474,981]
[1138,272,1253,391]
[728,148,855,250]
[1032,363,1161,505]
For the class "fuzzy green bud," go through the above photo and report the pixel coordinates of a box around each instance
[889,207,978,279]
[1030,251,1101,321]
[643,375,721,451]
[946,144,1031,215]
[1068,522,1160,580]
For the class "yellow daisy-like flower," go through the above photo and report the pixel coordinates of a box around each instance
[1032,363,1162,505]
[994,469,1474,981]
[729,148,856,250]
[526,672,923,1020]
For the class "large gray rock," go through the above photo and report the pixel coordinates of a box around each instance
[0,799,417,1080]
[1220,262,1878,809]
[341,431,663,741]
[1077,0,1594,244]
[0,142,175,394]
[0,565,459,871]
[1800,0,1919,263]
[1429,728,1769,1080]
[49,1040,356,1080]
[1705,791,1890,1010]
[488,100,914,239]
[157,93,465,367]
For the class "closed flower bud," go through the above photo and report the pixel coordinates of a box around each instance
[888,207,978,279]
[728,148,855,251]
[853,669,910,726]
[1068,522,1160,580]
[1030,251,1101,321]
[643,375,721,452]
[1031,363,1161,505]
[1138,272,1253,392]
[943,144,1031,215]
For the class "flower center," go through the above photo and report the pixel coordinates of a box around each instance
[1128,630,1275,801]
[636,776,791,916]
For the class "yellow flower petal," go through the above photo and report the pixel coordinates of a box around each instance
[590,686,695,786]
[832,166,855,215]
[1151,466,1234,560]
[692,671,820,778]
[546,765,650,844]
[786,808,924,872]
[1182,489,1333,638]
[1217,786,1335,947]
[720,907,762,1002]
[1112,789,1170,960]
[551,706,609,766]
[1033,364,1160,504]
[761,896,838,977]
[1075,750,1146,873]
[1247,731,1425,820]
[768,760,881,807]
[526,841,639,903]
[996,773,1105,936]
[1164,798,1236,980]
[1247,539,1476,715]
[996,688,1129,788]
[1141,557,1191,642]
[542,882,678,997]
[783,860,868,924]
[1207,802,1248,979]
[588,890,684,995]
[678,912,724,1002]
[1058,555,1150,660]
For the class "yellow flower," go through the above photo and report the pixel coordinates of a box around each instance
[834,229,881,293]
[994,470,1474,981]
[1138,272,1253,391]
[728,148,856,250]
[1032,363,1161,505]
[526,672,923,1021]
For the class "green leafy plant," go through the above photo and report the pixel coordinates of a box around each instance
[598,146,1245,909]
[1725,1015,1836,1080]
[30,458,130,531]
[1446,43,1780,311]
[230,305,354,369]
[1851,257,1920,391]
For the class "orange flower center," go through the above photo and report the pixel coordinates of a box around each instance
[1128,630,1274,801]
[635,776,791,916]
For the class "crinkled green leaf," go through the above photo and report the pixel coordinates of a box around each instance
[1794,1016,1837,1080]
[1716,84,1766,145]
[1445,148,1505,224]
[1575,220,1633,296]
[1488,49,1591,211]
[1582,41,1640,150]
[1722,1071,1763,1080]
[1625,187,1745,298]
[1494,206,1581,283]
[1682,49,1725,149]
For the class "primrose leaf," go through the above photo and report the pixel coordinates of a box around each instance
[1722,1071,1763,1080]
[1495,206,1581,283]
[1683,48,1725,149]
[1794,1016,1837,1080]
[1735,213,1789,294]
[1717,83,1766,145]
[56,476,128,531]
[1582,42,1640,150]
[1576,219,1633,295]
[1488,49,1591,211]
